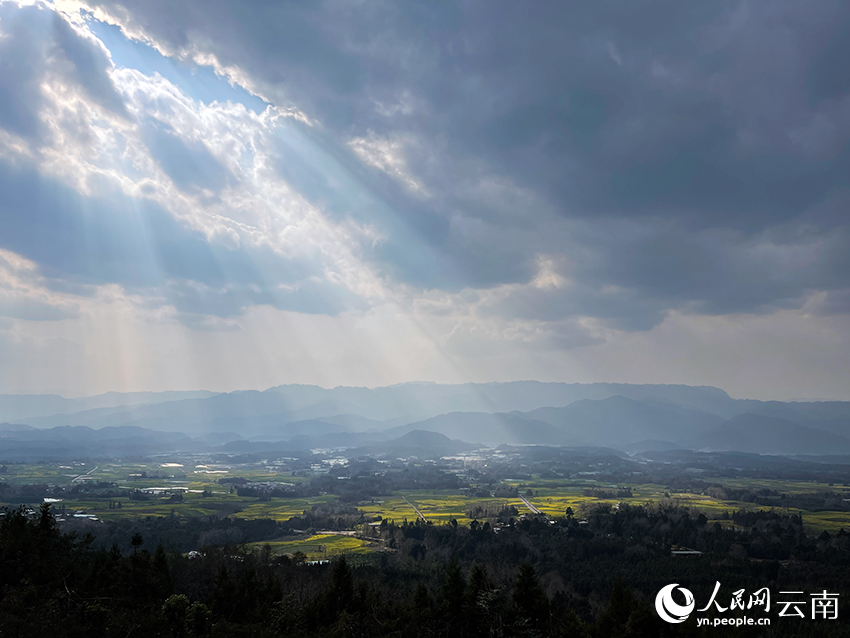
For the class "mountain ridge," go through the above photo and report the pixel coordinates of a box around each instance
[2,382,849,457]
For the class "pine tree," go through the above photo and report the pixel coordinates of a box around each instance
[441,557,467,633]
[513,563,549,629]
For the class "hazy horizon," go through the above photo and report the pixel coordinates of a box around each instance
[2,379,847,405]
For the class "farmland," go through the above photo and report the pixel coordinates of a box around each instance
[3,456,850,547]
[247,533,377,561]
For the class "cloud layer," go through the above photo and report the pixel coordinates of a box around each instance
[0,0,848,398]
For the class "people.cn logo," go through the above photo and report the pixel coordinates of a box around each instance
[655,584,696,624]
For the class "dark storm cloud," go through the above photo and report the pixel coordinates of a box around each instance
[271,122,532,290]
[484,219,850,331]
[819,289,850,316]
[584,225,850,316]
[17,0,850,328]
[806,15,850,103]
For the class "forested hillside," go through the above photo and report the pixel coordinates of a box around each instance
[2,503,848,636]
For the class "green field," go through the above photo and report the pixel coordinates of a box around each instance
[247,533,377,561]
[508,478,850,532]
[3,462,850,534]
[358,491,485,524]
[0,461,315,521]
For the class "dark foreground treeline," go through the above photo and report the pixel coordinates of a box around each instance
[1,504,849,637]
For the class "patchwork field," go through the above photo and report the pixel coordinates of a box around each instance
[247,533,377,561]
[3,462,850,533]
[358,491,487,524]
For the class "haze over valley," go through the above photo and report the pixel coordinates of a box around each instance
[4,381,850,460]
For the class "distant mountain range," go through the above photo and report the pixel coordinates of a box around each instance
[385,413,567,446]
[0,391,218,422]
[1,381,850,459]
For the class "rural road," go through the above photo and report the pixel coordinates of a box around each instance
[72,466,99,483]
[402,496,427,522]
[519,495,542,515]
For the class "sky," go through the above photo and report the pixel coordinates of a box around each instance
[0,0,848,400]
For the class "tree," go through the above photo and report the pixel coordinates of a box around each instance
[37,502,57,533]
[595,578,635,637]
[162,594,190,637]
[513,564,549,629]
[329,554,354,614]
[441,557,467,631]
[186,602,212,637]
